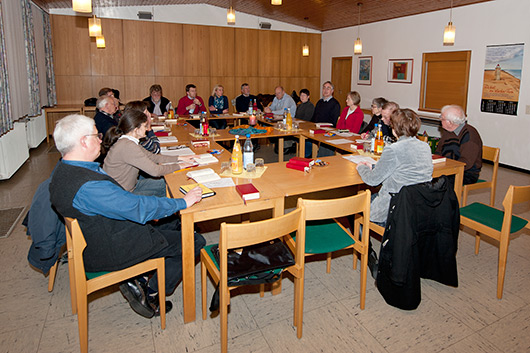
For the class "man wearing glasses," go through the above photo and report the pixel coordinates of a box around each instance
[436,104,483,184]
[49,114,205,319]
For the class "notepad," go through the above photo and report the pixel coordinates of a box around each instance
[179,183,216,198]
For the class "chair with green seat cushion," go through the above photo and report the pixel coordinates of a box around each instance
[460,185,530,299]
[200,207,306,353]
[462,146,500,207]
[285,190,371,310]
[64,217,166,353]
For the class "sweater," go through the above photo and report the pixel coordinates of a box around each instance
[337,106,364,133]
[294,101,315,121]
[176,95,205,115]
[312,97,341,126]
[435,123,482,183]
[103,137,181,192]
[235,94,263,113]
[143,96,171,115]
[357,136,433,223]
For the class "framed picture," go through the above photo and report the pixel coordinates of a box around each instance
[387,59,413,83]
[357,56,372,85]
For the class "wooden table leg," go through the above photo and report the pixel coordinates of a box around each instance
[278,138,284,162]
[299,136,306,157]
[312,143,318,159]
[454,165,464,206]
[181,213,196,323]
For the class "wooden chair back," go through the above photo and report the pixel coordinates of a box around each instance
[64,217,166,353]
[462,145,500,206]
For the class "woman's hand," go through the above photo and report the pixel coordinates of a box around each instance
[356,161,373,170]
[361,132,369,139]
[179,155,197,163]
[222,109,229,114]
[183,187,202,207]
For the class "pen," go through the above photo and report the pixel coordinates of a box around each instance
[174,167,192,173]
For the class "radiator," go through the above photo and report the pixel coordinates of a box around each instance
[26,110,46,148]
[0,122,30,180]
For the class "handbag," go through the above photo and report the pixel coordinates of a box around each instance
[209,238,295,311]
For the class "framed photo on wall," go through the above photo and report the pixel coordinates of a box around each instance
[387,59,413,83]
[357,56,373,85]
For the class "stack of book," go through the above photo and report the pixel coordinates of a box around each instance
[286,157,314,172]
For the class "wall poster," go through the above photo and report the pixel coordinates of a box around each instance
[481,43,524,115]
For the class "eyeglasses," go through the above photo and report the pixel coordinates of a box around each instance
[85,133,103,140]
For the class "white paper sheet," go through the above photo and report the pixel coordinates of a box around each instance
[325,138,353,144]
[342,155,378,165]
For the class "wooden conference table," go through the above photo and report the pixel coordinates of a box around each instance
[164,121,465,323]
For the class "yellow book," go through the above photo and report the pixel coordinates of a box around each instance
[179,183,216,198]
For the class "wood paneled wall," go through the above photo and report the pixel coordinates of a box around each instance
[51,15,321,109]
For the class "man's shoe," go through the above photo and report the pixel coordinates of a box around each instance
[147,294,173,316]
[368,249,379,280]
[119,280,155,318]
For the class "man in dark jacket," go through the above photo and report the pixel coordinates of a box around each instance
[49,114,205,318]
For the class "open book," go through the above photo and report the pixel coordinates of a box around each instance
[186,168,221,184]
[193,153,219,165]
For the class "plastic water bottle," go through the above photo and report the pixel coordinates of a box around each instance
[243,134,254,170]
[370,123,378,153]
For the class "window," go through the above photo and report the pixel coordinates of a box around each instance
[419,51,471,113]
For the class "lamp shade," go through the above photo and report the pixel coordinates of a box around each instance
[96,36,106,48]
[302,44,309,56]
[354,38,362,54]
[271,0,282,5]
[72,0,91,13]
[88,16,102,37]
[443,22,456,45]
[227,6,235,24]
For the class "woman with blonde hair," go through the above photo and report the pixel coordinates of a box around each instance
[336,91,364,133]
[208,84,229,129]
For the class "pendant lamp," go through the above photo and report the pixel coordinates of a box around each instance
[96,36,106,49]
[271,0,282,5]
[72,0,91,13]
[443,0,456,45]
[88,15,102,37]
[354,3,363,55]
[227,6,236,24]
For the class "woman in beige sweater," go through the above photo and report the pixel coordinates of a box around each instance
[103,109,194,197]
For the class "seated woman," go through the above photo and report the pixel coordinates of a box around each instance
[103,110,195,197]
[337,91,364,133]
[124,101,160,154]
[356,109,433,277]
[208,84,229,129]
[360,97,388,135]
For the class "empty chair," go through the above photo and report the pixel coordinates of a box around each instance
[200,208,306,353]
[287,190,371,309]
[460,185,530,299]
[462,145,500,207]
[65,217,166,353]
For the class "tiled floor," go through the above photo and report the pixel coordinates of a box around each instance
[0,142,529,353]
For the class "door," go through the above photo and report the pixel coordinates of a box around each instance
[331,57,352,110]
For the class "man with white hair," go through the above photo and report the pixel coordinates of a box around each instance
[94,96,119,136]
[264,86,297,115]
[436,105,483,184]
[49,114,205,318]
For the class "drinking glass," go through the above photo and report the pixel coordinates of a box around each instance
[209,128,216,136]
[255,158,265,169]
[221,161,230,173]
[246,163,256,176]
[293,121,299,130]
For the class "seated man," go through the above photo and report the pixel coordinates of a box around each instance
[436,104,483,184]
[94,96,119,136]
[143,84,171,117]
[264,86,297,116]
[235,83,263,113]
[176,84,205,115]
[311,81,341,126]
[49,114,205,318]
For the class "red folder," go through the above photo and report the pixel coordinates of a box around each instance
[154,131,169,136]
